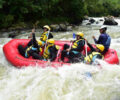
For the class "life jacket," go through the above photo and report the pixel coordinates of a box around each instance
[84,52,103,64]
[43,44,59,60]
[25,45,42,58]
[72,39,84,49]
[40,31,48,42]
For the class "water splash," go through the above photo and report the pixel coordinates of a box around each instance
[0,62,120,100]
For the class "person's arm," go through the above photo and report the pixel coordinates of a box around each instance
[94,35,102,44]
[87,42,96,52]
[27,29,35,47]
[49,47,57,61]
[28,28,35,39]
[32,33,39,48]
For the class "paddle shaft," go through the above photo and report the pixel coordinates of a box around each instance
[43,30,50,52]
[85,40,88,57]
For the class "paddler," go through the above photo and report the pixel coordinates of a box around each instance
[42,39,59,62]
[84,40,104,64]
[61,32,85,63]
[18,31,43,59]
[92,26,111,54]
[27,25,53,47]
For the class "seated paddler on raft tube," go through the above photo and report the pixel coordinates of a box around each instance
[92,26,111,54]
[18,25,53,59]
[84,40,105,65]
[42,39,60,62]
[61,32,85,63]
[18,32,44,60]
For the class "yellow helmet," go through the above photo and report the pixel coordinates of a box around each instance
[43,25,51,31]
[37,40,43,46]
[47,39,55,44]
[96,44,104,52]
[76,32,84,38]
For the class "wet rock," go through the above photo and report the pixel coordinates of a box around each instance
[96,21,99,24]
[89,18,95,23]
[66,25,72,31]
[103,17,118,25]
[8,31,18,38]
[99,19,104,21]
[50,24,60,32]
[86,23,91,25]
[84,15,89,20]
[59,23,67,31]
[50,23,73,32]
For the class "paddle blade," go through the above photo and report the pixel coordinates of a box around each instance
[73,33,76,39]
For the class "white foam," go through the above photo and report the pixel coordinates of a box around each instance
[0,62,120,100]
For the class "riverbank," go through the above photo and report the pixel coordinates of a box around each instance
[1,16,120,38]
[0,17,77,38]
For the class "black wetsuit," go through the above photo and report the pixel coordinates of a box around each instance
[18,33,42,59]
[47,45,58,61]
[61,39,85,63]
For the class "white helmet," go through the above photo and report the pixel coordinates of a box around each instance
[100,26,107,30]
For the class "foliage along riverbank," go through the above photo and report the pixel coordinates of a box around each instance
[0,0,120,30]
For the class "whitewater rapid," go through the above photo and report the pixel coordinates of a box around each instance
[0,17,120,100]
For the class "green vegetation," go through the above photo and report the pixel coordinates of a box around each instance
[85,0,120,17]
[0,0,120,29]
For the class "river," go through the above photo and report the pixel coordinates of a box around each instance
[0,17,120,100]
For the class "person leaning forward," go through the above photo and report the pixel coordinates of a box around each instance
[84,41,104,64]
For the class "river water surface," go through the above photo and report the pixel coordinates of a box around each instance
[0,18,120,100]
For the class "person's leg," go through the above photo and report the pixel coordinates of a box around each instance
[63,44,70,50]
[61,50,68,61]
[18,45,26,57]
[31,52,43,60]
[69,52,83,63]
[68,52,76,63]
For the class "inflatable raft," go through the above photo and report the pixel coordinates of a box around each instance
[3,39,119,68]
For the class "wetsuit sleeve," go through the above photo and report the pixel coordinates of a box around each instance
[27,39,33,47]
[72,40,85,51]
[32,33,39,48]
[94,35,102,44]
[48,32,53,39]
[49,46,57,61]
[87,43,96,52]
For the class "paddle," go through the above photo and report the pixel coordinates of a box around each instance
[28,21,39,39]
[69,33,76,49]
[43,30,50,52]
[85,40,88,57]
